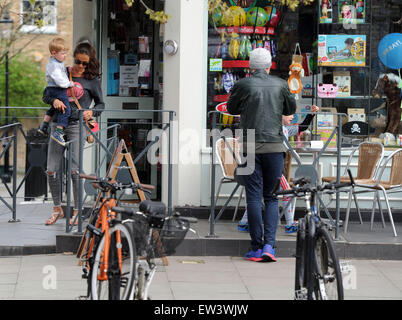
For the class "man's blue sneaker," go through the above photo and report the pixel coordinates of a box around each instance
[285,222,298,234]
[237,223,249,232]
[51,130,66,146]
[262,244,277,262]
[244,248,263,262]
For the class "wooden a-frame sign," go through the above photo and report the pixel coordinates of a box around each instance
[76,139,168,266]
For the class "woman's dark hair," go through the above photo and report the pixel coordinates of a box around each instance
[74,40,100,80]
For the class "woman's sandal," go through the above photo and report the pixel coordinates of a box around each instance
[45,207,64,225]
[69,209,79,226]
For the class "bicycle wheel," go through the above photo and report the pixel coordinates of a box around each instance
[294,218,307,300]
[90,223,137,300]
[314,226,344,300]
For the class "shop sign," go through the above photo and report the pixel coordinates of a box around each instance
[215,101,240,117]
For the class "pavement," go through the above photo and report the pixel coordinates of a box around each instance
[0,253,401,300]
[1,199,402,300]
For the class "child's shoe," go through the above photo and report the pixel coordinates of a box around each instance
[37,123,49,136]
[237,223,249,232]
[285,222,298,234]
[51,130,66,146]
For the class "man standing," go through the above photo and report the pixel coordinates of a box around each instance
[227,48,297,262]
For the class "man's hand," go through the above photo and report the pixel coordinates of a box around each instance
[53,99,66,114]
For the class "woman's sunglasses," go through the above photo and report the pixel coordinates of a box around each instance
[74,59,89,67]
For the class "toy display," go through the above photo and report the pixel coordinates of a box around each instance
[372,73,402,138]
[228,33,240,59]
[264,6,282,27]
[338,0,366,24]
[348,108,366,122]
[318,34,366,66]
[302,84,314,98]
[209,7,224,27]
[333,71,351,97]
[227,6,247,27]
[239,35,252,60]
[288,62,304,99]
[317,83,339,98]
[246,7,269,27]
[319,0,333,23]
[378,33,402,70]
[229,0,257,11]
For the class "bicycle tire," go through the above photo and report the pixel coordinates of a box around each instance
[314,226,344,300]
[294,218,306,300]
[90,223,137,300]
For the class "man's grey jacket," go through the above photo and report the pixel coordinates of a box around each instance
[227,69,297,144]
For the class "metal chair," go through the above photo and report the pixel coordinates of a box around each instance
[321,141,384,232]
[215,137,245,222]
[352,148,402,237]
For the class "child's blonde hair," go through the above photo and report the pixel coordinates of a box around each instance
[49,37,68,54]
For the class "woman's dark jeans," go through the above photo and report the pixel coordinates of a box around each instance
[243,152,284,251]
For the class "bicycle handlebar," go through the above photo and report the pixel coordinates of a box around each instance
[273,169,356,197]
[79,174,155,192]
[111,206,198,224]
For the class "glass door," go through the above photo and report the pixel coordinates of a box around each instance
[98,0,164,199]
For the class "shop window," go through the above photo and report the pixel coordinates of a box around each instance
[20,0,57,34]
[207,0,287,130]
[106,0,161,98]
[206,0,402,144]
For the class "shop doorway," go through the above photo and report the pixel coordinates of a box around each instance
[97,0,164,198]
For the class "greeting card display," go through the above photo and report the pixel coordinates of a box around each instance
[338,0,366,24]
[319,0,333,23]
[318,34,366,66]
[333,71,351,97]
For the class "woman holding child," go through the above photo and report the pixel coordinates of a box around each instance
[43,39,105,226]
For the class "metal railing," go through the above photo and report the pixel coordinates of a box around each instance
[0,107,176,236]
[208,111,347,240]
[72,109,176,234]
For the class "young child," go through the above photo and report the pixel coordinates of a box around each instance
[238,105,320,234]
[38,37,74,146]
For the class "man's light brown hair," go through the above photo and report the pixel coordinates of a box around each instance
[49,37,68,53]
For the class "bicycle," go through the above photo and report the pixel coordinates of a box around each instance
[78,174,154,300]
[274,169,355,300]
[112,203,197,300]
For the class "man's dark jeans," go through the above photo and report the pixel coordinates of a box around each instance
[243,152,284,251]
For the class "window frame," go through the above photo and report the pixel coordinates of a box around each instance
[19,0,58,34]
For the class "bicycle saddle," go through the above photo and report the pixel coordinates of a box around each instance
[139,200,166,216]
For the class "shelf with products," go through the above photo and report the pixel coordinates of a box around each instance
[222,60,277,69]
[207,1,285,129]
[106,1,157,98]
[217,26,276,35]
[315,0,374,141]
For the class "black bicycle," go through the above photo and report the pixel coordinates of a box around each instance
[112,202,197,300]
[274,169,355,300]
